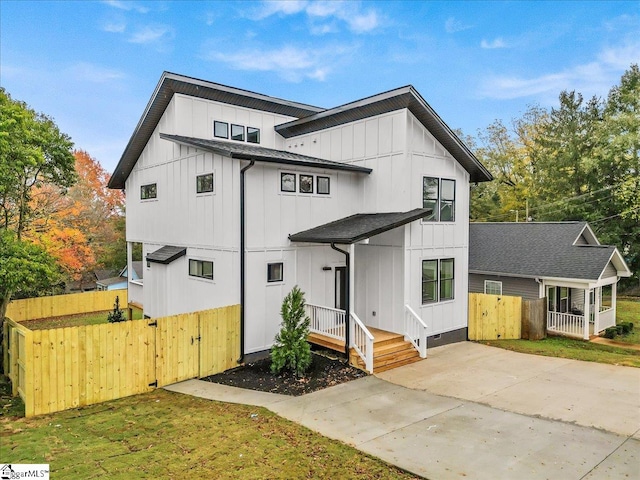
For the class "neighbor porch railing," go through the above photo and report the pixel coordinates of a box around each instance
[350,312,374,373]
[305,303,346,342]
[547,311,585,338]
[404,304,427,358]
[597,308,615,330]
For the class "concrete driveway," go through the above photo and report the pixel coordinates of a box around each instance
[166,343,640,479]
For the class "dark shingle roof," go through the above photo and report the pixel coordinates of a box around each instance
[159,134,372,174]
[94,269,117,281]
[469,222,617,281]
[289,208,431,244]
[146,246,187,265]
[96,276,127,287]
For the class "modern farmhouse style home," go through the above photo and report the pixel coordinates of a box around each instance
[109,72,492,372]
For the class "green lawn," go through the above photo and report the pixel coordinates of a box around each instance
[0,388,418,480]
[480,298,640,367]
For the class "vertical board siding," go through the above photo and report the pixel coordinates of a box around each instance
[4,305,240,417]
[468,293,522,340]
[6,290,128,322]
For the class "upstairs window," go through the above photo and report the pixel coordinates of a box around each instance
[231,124,245,141]
[247,127,260,144]
[281,173,296,192]
[423,177,456,222]
[196,173,214,194]
[214,121,229,139]
[299,174,313,194]
[317,176,330,195]
[141,183,157,200]
[422,258,455,303]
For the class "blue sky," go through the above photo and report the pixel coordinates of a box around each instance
[1,0,638,173]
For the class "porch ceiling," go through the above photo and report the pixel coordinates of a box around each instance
[288,208,431,244]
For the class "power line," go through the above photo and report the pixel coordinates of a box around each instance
[589,207,640,224]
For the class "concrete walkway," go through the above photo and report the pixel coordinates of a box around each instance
[165,343,640,479]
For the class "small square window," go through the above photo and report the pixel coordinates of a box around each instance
[299,174,313,194]
[196,173,214,193]
[141,183,157,200]
[247,127,260,144]
[317,176,330,195]
[231,124,245,141]
[267,262,283,283]
[214,121,228,139]
[281,173,296,192]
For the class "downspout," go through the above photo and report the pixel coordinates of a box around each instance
[237,160,255,364]
[330,243,350,357]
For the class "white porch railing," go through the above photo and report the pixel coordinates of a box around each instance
[598,308,615,330]
[547,311,585,337]
[404,304,427,358]
[305,303,346,342]
[350,312,374,373]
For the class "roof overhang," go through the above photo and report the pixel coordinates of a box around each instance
[108,72,324,189]
[275,86,493,184]
[602,248,632,278]
[289,208,431,244]
[146,246,187,265]
[159,134,373,174]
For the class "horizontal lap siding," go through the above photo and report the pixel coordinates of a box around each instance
[469,274,540,301]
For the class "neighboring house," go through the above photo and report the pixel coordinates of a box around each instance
[108,72,492,368]
[469,222,631,339]
[96,261,143,291]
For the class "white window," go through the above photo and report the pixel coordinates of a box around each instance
[484,280,502,296]
[267,262,283,283]
[189,259,213,280]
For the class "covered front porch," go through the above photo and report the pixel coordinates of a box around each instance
[289,209,431,373]
[546,282,617,340]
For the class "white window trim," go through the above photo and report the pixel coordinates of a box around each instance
[484,280,503,295]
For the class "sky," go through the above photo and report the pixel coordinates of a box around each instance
[1,0,638,174]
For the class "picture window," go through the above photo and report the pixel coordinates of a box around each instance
[247,127,260,144]
[281,173,296,192]
[299,174,313,194]
[231,124,245,141]
[214,121,228,139]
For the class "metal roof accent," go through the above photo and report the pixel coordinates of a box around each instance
[108,72,324,189]
[275,86,493,183]
[146,246,187,265]
[160,134,373,174]
[469,222,631,281]
[289,208,432,244]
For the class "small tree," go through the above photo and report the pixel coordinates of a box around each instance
[107,296,126,323]
[270,286,312,377]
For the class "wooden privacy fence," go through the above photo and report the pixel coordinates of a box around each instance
[6,289,128,322]
[4,304,240,417]
[468,293,546,341]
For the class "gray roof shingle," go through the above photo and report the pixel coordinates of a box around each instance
[146,246,187,265]
[469,222,616,281]
[289,209,431,244]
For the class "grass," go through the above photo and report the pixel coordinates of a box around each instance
[20,309,144,330]
[0,389,419,480]
[480,298,640,367]
[0,375,25,418]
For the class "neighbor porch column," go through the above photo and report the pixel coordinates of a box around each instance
[594,287,600,335]
[612,282,617,322]
[583,288,590,340]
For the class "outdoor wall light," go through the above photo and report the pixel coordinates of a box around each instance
[322,266,332,271]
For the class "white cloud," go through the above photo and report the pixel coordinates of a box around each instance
[103,0,149,14]
[445,17,472,34]
[251,0,380,34]
[478,41,639,101]
[203,43,355,82]
[103,22,126,33]
[66,63,126,83]
[481,38,506,49]
[128,25,174,44]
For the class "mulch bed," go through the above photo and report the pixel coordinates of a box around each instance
[202,351,367,396]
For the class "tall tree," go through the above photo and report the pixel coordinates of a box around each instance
[0,89,75,321]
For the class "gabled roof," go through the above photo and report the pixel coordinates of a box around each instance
[469,222,631,281]
[275,86,493,183]
[96,276,127,287]
[160,134,372,174]
[108,72,323,189]
[289,208,431,244]
[146,246,187,265]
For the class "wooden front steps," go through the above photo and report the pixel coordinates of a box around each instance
[350,327,422,373]
[308,332,345,353]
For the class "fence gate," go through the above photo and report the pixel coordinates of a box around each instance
[153,313,200,387]
[468,293,522,340]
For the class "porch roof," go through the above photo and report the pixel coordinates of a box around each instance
[289,208,431,244]
[146,245,187,265]
[159,134,372,174]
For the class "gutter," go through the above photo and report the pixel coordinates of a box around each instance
[330,243,350,357]
[237,160,255,363]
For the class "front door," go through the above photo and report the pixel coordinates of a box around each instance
[335,267,346,310]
